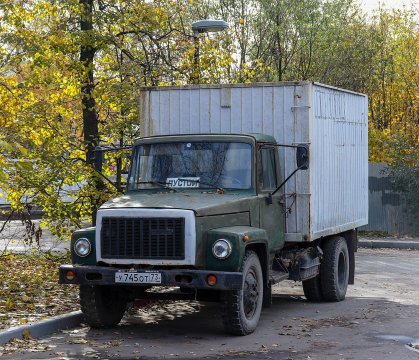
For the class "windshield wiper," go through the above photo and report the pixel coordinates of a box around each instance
[177,178,224,193]
[135,181,177,192]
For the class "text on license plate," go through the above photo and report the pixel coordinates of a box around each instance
[115,272,161,284]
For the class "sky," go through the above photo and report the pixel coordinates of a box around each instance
[359,0,418,12]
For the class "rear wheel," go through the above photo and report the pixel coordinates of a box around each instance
[303,237,349,302]
[79,285,127,328]
[302,274,323,301]
[320,236,349,301]
[221,251,263,335]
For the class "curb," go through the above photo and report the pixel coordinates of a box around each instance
[358,239,419,250]
[0,311,84,345]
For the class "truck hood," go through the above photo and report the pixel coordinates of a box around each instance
[100,192,252,216]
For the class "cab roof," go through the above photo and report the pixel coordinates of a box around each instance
[134,133,277,145]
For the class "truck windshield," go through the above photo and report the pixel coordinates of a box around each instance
[128,141,252,191]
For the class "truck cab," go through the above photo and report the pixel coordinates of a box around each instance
[60,132,354,335]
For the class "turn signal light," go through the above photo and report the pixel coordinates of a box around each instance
[66,271,75,281]
[207,275,217,286]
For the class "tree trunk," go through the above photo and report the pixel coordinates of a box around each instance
[80,0,98,164]
[80,0,102,225]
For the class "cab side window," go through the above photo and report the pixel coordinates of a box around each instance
[261,148,277,190]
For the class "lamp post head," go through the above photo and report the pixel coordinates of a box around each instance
[191,20,229,35]
[190,19,228,84]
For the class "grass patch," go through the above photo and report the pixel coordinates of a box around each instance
[0,252,79,330]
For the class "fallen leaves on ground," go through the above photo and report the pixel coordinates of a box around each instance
[0,252,79,330]
[0,337,53,356]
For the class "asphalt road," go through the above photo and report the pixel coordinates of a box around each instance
[0,220,70,253]
[2,248,419,360]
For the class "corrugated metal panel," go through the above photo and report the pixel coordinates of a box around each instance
[311,84,368,239]
[139,82,368,241]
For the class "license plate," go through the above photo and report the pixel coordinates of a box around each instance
[115,272,161,284]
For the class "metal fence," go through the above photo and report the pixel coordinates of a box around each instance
[361,162,418,236]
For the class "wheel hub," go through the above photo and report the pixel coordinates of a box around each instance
[243,270,259,319]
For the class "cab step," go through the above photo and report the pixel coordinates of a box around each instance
[269,270,289,285]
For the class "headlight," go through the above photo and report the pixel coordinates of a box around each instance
[212,239,232,259]
[74,238,91,257]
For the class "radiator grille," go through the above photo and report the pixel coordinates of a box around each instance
[101,217,185,260]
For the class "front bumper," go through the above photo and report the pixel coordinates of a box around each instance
[59,264,243,291]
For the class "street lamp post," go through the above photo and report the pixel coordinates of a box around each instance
[191,20,229,84]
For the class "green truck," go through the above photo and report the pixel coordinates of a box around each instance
[59,82,368,335]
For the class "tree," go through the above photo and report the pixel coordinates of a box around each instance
[0,0,114,236]
[1,0,417,239]
[0,0,233,238]
[366,8,418,165]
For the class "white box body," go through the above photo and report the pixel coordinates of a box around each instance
[139,82,368,242]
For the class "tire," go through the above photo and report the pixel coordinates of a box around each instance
[320,236,349,301]
[302,274,323,302]
[79,285,127,328]
[221,250,264,335]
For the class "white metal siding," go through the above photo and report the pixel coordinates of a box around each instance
[311,84,368,238]
[139,82,368,241]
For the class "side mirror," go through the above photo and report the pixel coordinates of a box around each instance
[296,145,309,170]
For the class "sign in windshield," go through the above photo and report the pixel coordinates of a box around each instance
[128,141,252,191]
[166,177,200,188]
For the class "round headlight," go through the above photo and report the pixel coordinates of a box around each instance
[212,239,232,259]
[74,238,91,257]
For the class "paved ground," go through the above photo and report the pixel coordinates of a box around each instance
[0,220,70,253]
[1,247,419,359]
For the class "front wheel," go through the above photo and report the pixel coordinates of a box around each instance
[221,250,264,335]
[79,285,127,328]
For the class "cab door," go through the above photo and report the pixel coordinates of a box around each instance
[258,145,285,252]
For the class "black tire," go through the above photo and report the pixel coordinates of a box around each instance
[302,274,323,302]
[79,285,127,328]
[221,250,263,335]
[320,236,349,301]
